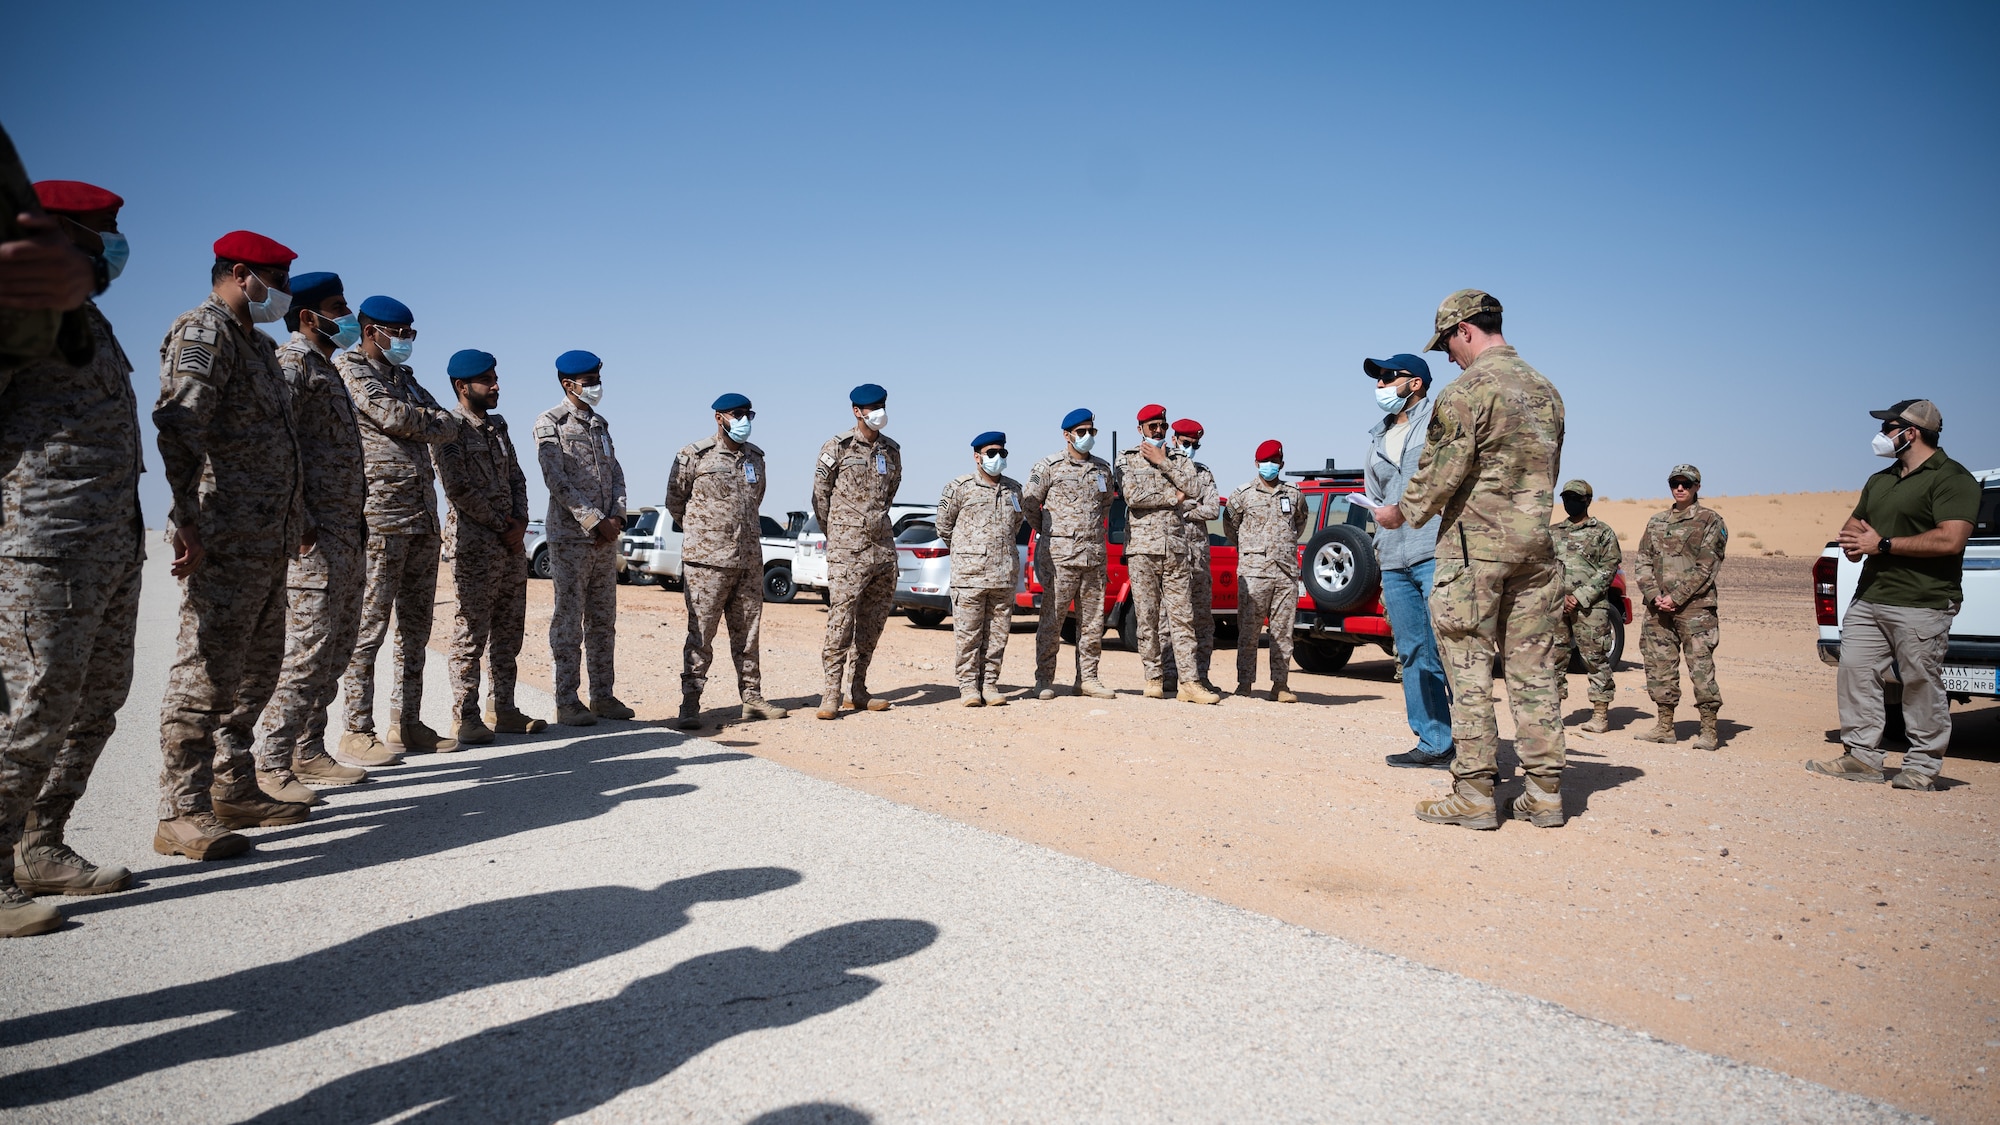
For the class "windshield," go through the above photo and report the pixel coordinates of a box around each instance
[896,521,938,544]
[628,510,659,536]
[1317,492,1374,539]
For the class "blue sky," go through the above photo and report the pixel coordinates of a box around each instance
[8,1,1995,527]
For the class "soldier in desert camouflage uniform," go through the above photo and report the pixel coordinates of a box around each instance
[1375,290,1568,830]
[1632,464,1728,749]
[1551,479,1623,734]
[1226,440,1309,702]
[1116,404,1218,705]
[153,231,317,861]
[1021,408,1118,701]
[535,349,632,726]
[938,431,1025,706]
[0,180,142,937]
[813,384,902,719]
[435,349,542,744]
[1161,418,1221,693]
[665,393,788,730]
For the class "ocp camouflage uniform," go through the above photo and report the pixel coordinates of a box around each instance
[1552,515,1621,706]
[1022,451,1115,688]
[937,472,1024,696]
[1161,459,1220,686]
[812,429,901,707]
[665,435,769,702]
[337,350,457,733]
[1225,479,1308,691]
[254,333,366,769]
[535,400,626,709]
[0,301,145,853]
[1633,503,1727,713]
[435,408,530,720]
[1114,448,1200,684]
[154,297,306,816]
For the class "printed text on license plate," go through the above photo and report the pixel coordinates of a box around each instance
[1941,665,1999,694]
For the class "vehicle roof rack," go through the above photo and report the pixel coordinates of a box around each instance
[1287,458,1365,480]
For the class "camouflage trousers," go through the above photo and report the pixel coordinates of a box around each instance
[255,531,364,769]
[681,562,763,699]
[822,557,895,704]
[0,555,141,850]
[1559,601,1618,705]
[448,536,528,719]
[1161,552,1214,684]
[1235,573,1298,691]
[950,586,1014,690]
[1126,552,1198,684]
[342,532,440,733]
[1033,560,1106,686]
[1429,556,1566,784]
[160,549,291,817]
[549,539,618,708]
[1640,606,1720,709]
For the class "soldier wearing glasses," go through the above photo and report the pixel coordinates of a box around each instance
[1022,408,1118,700]
[1632,464,1728,750]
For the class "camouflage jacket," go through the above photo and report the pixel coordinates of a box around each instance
[1634,503,1727,612]
[937,472,1024,589]
[1113,446,1197,557]
[1170,459,1222,567]
[812,428,901,567]
[0,301,143,559]
[277,332,366,545]
[336,349,457,536]
[153,296,304,558]
[534,399,626,544]
[1399,345,1564,564]
[1225,479,1308,579]
[435,408,529,554]
[1551,515,1621,610]
[1021,451,1114,569]
[665,433,767,569]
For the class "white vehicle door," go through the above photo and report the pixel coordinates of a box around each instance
[1955,481,2000,636]
[658,519,685,578]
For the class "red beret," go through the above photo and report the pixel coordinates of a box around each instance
[212,230,296,266]
[1136,403,1167,423]
[1255,439,1283,461]
[1171,418,1203,437]
[34,180,123,215]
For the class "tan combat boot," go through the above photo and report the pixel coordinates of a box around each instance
[742,697,789,721]
[454,717,496,746]
[815,687,841,720]
[15,813,131,896]
[982,686,1008,707]
[1143,680,1166,699]
[1632,708,1677,743]
[389,721,460,753]
[848,689,890,712]
[1804,754,1887,783]
[295,752,367,786]
[1077,680,1116,700]
[1580,703,1611,733]
[589,696,636,721]
[153,812,250,860]
[211,785,311,830]
[959,688,984,707]
[337,730,402,767]
[486,706,548,734]
[1177,681,1221,705]
[0,879,61,938]
[1414,778,1499,830]
[1511,775,1565,828]
[557,702,598,726]
[675,691,705,730]
[1271,687,1298,704]
[1035,681,1056,700]
[256,768,322,807]
[1693,705,1722,751]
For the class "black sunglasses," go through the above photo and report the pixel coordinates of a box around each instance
[982,447,1009,458]
[1070,427,1097,437]
[722,408,756,420]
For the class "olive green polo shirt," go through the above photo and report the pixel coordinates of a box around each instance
[1853,448,1981,609]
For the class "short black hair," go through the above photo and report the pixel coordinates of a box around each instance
[1465,308,1503,336]
[211,257,239,284]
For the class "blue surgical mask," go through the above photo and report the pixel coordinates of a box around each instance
[727,415,753,442]
[1072,431,1096,454]
[322,313,361,350]
[982,453,1006,477]
[98,231,129,280]
[383,336,414,366]
[1257,461,1282,481]
[245,274,290,324]
[1375,383,1410,413]
[1144,435,1167,448]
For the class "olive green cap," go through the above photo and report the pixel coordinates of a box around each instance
[1424,289,1503,352]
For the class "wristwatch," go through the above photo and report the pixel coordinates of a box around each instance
[1879,537,1893,555]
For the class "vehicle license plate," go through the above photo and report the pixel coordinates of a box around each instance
[1940,665,1999,694]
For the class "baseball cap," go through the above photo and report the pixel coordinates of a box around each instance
[1868,398,1943,433]
[1424,289,1502,352]
[1363,353,1433,388]
[1559,479,1593,500]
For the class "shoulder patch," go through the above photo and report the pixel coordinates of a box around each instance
[181,325,218,345]
[534,422,558,441]
[175,341,216,377]
[819,450,837,468]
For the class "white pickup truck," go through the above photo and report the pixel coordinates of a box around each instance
[1814,467,2000,703]
[621,507,810,602]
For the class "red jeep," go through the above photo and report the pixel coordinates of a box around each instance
[1021,493,1239,649]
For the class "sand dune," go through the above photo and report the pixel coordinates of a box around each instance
[1586,490,1858,560]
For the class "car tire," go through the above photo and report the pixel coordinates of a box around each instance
[1571,610,1628,673]
[764,564,797,604]
[1301,525,1378,614]
[530,547,552,580]
[1110,599,1138,652]
[908,607,947,628]
[1293,636,1354,674]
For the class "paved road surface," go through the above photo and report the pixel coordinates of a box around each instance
[0,553,1918,1122]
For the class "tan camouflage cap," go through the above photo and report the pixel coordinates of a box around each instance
[1559,479,1593,500]
[1424,289,1503,352]
[1668,464,1701,487]
[1869,398,1943,433]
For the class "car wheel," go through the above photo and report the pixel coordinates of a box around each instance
[530,547,551,580]
[908,607,947,628]
[1059,612,1078,644]
[1110,600,1138,652]
[1608,611,1626,669]
[1293,636,1354,674]
[1301,525,1379,614]
[764,564,797,603]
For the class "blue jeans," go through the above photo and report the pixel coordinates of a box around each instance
[1380,560,1454,754]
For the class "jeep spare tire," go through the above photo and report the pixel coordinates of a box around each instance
[1302,524,1378,613]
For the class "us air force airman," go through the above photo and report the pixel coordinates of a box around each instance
[1375,290,1568,830]
[1632,464,1728,749]
[1022,408,1117,700]
[1117,404,1217,704]
[535,350,633,726]
[812,384,902,719]
[1551,479,1623,733]
[1161,418,1221,693]
[1226,440,1309,702]
[938,431,1025,706]
[666,393,788,730]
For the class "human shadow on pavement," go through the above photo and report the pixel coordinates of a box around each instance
[235,918,940,1124]
[0,868,803,1106]
[747,1104,872,1124]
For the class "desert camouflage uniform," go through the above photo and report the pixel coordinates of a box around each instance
[254,334,366,769]
[1161,459,1220,685]
[1552,516,1622,706]
[1226,479,1308,690]
[0,302,144,851]
[1633,503,1727,711]
[813,428,901,706]
[1399,345,1567,785]
[154,297,306,816]
[937,472,1024,693]
[1114,447,1200,684]
[436,408,530,719]
[337,350,457,733]
[665,435,768,701]
[536,400,626,708]
[1022,451,1115,687]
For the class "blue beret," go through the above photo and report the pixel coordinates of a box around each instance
[971,431,1006,450]
[712,392,751,412]
[358,295,412,324]
[849,383,887,407]
[1061,407,1094,431]
[447,349,497,380]
[289,271,342,310]
[555,349,602,376]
